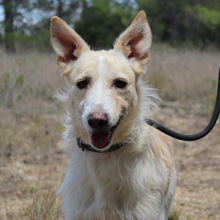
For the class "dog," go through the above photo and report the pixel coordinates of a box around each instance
[50,10,176,220]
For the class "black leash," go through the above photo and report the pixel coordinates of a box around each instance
[145,67,220,141]
[77,67,220,152]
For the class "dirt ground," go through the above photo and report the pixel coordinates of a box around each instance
[0,100,220,220]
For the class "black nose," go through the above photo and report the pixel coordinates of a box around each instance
[87,112,108,130]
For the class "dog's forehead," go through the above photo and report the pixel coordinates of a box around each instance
[77,50,132,74]
[69,50,136,84]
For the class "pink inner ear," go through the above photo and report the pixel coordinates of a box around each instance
[127,31,144,59]
[59,43,77,63]
[55,29,78,62]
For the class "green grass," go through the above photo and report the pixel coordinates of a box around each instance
[168,208,182,220]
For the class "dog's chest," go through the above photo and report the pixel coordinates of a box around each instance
[61,148,170,220]
[83,151,162,207]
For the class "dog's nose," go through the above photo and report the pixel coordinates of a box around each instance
[87,112,108,130]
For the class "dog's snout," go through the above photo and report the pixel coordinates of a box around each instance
[88,112,108,130]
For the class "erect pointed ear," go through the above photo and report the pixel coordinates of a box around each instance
[50,16,90,75]
[114,11,152,75]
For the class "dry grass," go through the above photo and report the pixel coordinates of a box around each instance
[147,45,220,106]
[0,47,219,220]
[0,50,64,219]
[23,184,63,220]
[0,50,63,117]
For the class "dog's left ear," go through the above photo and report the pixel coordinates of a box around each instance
[114,11,152,75]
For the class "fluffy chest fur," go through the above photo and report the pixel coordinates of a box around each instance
[59,124,175,220]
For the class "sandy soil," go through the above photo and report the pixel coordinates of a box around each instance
[0,101,219,220]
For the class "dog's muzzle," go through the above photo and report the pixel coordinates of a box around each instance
[87,112,117,149]
[76,112,125,152]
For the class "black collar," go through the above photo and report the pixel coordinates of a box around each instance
[76,138,127,153]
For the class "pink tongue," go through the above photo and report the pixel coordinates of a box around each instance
[91,131,110,148]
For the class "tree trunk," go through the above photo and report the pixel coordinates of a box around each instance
[3,0,15,53]
[57,0,64,18]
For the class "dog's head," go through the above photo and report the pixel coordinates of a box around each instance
[51,11,152,151]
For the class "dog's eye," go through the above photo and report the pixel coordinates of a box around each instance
[77,79,89,89]
[114,79,127,89]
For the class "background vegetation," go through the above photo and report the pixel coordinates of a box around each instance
[0,0,220,52]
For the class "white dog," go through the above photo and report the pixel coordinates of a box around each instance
[51,10,176,220]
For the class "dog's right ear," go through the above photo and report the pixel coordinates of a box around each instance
[51,16,90,76]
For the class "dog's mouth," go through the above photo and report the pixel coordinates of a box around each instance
[90,130,110,148]
[90,126,116,149]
